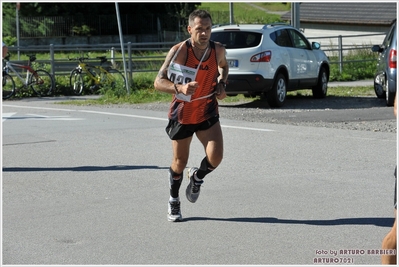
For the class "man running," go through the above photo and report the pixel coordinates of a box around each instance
[153,9,229,222]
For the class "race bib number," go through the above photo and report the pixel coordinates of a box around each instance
[168,63,197,102]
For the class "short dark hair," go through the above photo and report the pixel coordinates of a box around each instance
[189,9,212,26]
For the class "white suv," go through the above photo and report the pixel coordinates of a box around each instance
[211,23,330,107]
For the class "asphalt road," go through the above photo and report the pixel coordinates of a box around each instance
[2,95,397,265]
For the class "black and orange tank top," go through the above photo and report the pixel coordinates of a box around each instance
[167,39,220,125]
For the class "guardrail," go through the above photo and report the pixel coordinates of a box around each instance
[307,32,386,73]
[6,32,384,85]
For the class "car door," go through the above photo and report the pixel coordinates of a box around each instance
[272,29,297,80]
[287,29,318,81]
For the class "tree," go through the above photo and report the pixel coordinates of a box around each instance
[2,2,200,40]
[164,3,200,31]
[2,2,115,17]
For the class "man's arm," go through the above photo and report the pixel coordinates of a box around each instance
[217,43,229,83]
[153,46,180,94]
[215,43,229,100]
[153,44,197,96]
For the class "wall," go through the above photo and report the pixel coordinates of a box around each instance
[301,23,389,48]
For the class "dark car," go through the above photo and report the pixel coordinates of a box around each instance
[371,19,397,106]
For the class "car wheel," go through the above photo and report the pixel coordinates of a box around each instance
[374,81,386,99]
[312,66,328,98]
[266,73,287,108]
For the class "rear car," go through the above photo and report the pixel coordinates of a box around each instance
[371,19,397,106]
[211,23,330,107]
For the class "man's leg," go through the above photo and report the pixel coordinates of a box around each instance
[382,166,398,263]
[381,210,397,264]
[196,120,224,173]
[168,136,192,222]
[186,121,223,203]
[171,136,192,174]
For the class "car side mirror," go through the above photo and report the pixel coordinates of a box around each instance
[371,45,384,53]
[312,42,320,50]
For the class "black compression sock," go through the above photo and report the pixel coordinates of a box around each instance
[196,157,215,179]
[169,167,182,198]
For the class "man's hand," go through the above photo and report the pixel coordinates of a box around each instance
[179,81,199,95]
[216,83,227,100]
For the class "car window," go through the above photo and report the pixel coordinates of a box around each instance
[211,31,262,49]
[383,22,396,48]
[270,29,293,47]
[288,29,311,50]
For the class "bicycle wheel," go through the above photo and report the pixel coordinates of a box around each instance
[30,69,54,96]
[2,73,16,100]
[103,69,126,90]
[70,69,84,95]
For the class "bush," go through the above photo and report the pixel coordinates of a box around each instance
[328,46,378,81]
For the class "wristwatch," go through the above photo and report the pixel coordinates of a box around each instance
[219,80,227,89]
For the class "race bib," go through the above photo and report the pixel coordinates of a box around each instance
[167,62,197,102]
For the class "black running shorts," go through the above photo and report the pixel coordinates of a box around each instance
[165,115,219,140]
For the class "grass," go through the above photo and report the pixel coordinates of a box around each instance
[200,2,285,24]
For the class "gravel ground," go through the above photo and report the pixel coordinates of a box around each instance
[127,96,397,134]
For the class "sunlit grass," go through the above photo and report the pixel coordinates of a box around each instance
[199,2,284,24]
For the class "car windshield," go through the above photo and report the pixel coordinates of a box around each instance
[211,31,262,49]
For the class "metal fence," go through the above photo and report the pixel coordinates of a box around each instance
[7,41,176,91]
[307,32,386,73]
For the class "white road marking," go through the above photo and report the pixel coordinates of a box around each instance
[2,104,274,132]
[2,113,17,122]
[2,112,84,122]
[25,114,85,121]
[222,125,274,132]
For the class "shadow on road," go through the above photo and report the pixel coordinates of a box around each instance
[185,216,394,227]
[2,165,169,172]
[220,96,387,110]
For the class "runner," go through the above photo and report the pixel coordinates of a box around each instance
[153,9,229,222]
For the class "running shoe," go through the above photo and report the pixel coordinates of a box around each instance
[168,200,182,222]
[186,167,203,203]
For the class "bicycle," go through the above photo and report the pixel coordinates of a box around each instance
[2,53,55,100]
[68,56,126,95]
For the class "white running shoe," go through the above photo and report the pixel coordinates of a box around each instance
[186,167,203,203]
[168,200,182,222]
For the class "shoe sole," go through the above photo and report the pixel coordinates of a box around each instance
[168,215,182,222]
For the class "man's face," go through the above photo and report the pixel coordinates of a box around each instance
[188,17,212,46]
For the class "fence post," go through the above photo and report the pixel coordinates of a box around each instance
[128,42,133,87]
[338,35,343,73]
[50,44,55,78]
[110,47,116,68]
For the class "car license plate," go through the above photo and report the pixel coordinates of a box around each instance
[228,60,238,68]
